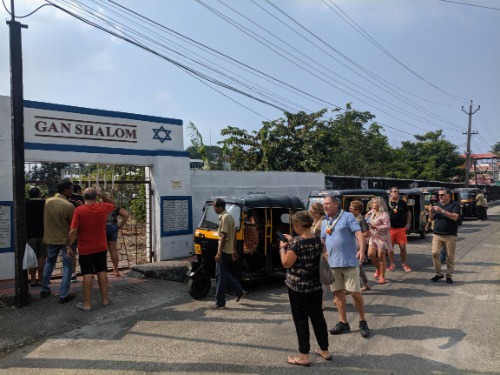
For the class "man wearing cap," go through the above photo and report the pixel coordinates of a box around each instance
[428,188,460,284]
[321,195,370,338]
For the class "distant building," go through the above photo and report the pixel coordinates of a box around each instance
[190,159,204,170]
[462,153,499,186]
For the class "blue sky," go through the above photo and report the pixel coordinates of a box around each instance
[1,0,499,155]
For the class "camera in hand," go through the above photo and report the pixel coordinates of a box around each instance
[276,231,288,243]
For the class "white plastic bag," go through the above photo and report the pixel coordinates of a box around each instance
[22,243,38,270]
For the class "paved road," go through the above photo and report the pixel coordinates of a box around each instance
[0,208,499,374]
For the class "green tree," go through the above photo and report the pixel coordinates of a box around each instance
[388,130,464,181]
[220,105,393,175]
[187,122,226,170]
[491,141,500,156]
[220,109,332,171]
[318,105,392,176]
[27,162,70,181]
[130,184,146,224]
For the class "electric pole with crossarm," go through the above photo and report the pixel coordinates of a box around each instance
[462,101,480,188]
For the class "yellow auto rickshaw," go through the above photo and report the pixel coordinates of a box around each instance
[186,195,305,299]
[456,188,482,218]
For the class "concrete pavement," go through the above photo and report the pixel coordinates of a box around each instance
[0,260,192,357]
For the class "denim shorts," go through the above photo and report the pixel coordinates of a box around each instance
[106,224,118,242]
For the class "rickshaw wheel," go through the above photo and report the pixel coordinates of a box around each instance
[187,273,211,299]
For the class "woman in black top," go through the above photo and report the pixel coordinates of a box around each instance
[279,210,330,367]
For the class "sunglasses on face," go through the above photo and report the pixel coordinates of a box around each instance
[438,193,448,197]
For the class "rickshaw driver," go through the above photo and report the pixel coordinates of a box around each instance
[210,198,247,310]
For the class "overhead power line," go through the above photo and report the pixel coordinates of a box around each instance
[199,0,462,132]
[438,0,500,11]
[322,0,464,107]
[254,0,464,130]
[47,0,295,113]
[40,0,472,142]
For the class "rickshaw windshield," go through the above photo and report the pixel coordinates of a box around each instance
[198,203,241,231]
[423,194,432,205]
[307,197,325,210]
[460,192,471,199]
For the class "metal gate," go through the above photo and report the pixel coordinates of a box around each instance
[25,163,153,277]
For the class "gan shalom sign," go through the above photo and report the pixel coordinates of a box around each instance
[23,100,183,166]
[33,117,139,142]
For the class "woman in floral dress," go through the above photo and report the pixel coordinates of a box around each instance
[365,197,392,284]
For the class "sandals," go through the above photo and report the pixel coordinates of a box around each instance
[287,356,311,367]
[76,302,92,312]
[315,348,332,361]
[361,283,371,291]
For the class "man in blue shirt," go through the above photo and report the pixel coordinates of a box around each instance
[322,195,370,338]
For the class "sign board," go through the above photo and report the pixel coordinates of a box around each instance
[160,196,193,237]
[0,202,13,253]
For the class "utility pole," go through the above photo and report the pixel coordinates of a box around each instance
[461,101,480,188]
[7,0,30,307]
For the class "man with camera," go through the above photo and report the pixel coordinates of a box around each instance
[428,188,460,284]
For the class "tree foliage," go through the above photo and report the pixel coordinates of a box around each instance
[187,121,226,170]
[491,141,500,156]
[190,105,465,182]
[219,105,393,176]
[387,130,464,181]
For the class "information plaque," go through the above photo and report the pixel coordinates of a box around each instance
[160,196,193,237]
[0,202,13,253]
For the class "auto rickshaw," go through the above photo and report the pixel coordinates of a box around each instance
[186,195,305,299]
[397,188,427,238]
[417,187,463,225]
[456,188,482,218]
[308,189,389,214]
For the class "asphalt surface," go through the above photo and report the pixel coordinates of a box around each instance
[0,207,499,374]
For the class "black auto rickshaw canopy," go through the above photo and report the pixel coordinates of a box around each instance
[308,189,388,214]
[212,195,305,210]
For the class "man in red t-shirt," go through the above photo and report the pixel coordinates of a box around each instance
[67,188,116,311]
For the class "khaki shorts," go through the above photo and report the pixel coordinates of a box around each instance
[330,267,361,293]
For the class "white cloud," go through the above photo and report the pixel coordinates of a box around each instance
[89,50,114,71]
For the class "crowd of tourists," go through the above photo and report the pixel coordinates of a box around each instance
[237,186,460,367]
[25,180,129,311]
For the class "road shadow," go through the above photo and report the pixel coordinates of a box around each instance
[0,353,489,375]
[374,325,466,349]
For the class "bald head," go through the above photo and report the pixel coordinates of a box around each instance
[83,188,97,201]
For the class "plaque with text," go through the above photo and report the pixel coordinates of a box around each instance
[160,196,193,237]
[0,202,13,252]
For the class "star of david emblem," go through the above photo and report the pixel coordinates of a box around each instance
[152,126,172,143]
